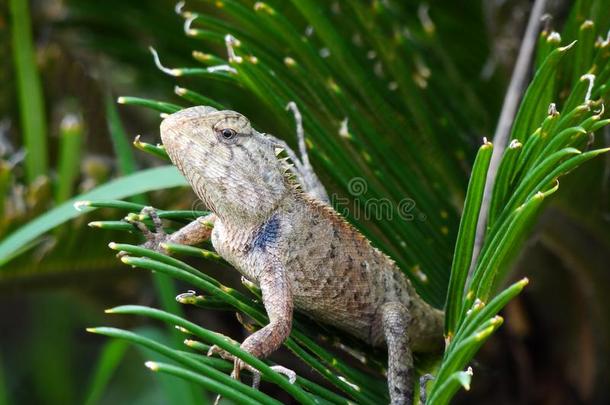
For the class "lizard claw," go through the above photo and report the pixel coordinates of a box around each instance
[419,373,435,405]
[210,359,261,405]
[140,206,164,231]
[207,346,257,387]
[207,345,236,361]
[121,206,169,255]
[209,358,261,405]
[247,364,296,389]
[270,365,297,384]
[207,345,297,389]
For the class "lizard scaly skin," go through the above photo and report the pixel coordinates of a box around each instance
[151,105,443,404]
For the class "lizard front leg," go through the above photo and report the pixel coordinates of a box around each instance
[208,257,295,385]
[164,212,216,246]
[382,302,414,405]
[124,206,216,253]
[241,258,293,359]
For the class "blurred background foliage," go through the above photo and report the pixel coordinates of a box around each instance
[0,0,609,404]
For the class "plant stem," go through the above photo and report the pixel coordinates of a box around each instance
[468,0,547,288]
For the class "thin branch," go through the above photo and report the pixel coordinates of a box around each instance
[466,0,548,290]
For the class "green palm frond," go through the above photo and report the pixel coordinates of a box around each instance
[118,0,499,307]
[2,0,608,403]
[82,1,610,403]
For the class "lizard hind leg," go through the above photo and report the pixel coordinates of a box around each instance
[285,101,329,203]
[263,101,329,203]
[382,302,414,405]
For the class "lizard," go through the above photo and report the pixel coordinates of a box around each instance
[128,103,444,405]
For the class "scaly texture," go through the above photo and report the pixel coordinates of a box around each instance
[147,105,444,404]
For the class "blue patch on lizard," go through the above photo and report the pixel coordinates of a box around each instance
[252,214,280,251]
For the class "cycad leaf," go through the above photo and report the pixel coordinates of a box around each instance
[0,166,186,267]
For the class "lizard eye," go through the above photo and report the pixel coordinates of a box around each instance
[218,128,238,143]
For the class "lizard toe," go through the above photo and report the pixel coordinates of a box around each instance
[124,214,153,238]
[232,358,261,389]
[270,365,297,384]
[207,345,235,362]
[123,208,170,253]
[139,206,164,233]
[419,373,435,405]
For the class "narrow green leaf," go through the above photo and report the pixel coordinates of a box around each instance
[83,199,146,212]
[589,118,610,132]
[510,41,576,142]
[535,30,561,69]
[450,278,528,351]
[176,292,233,310]
[444,141,493,336]
[87,220,135,232]
[512,129,542,185]
[473,193,547,300]
[117,97,182,114]
[523,148,610,204]
[103,306,317,405]
[488,139,522,228]
[563,74,596,114]
[180,347,350,405]
[191,51,228,67]
[552,103,592,134]
[107,251,383,404]
[496,147,581,226]
[55,115,83,203]
[182,29,225,43]
[430,368,473,405]
[144,361,261,405]
[133,136,170,161]
[430,320,501,405]
[106,94,138,176]
[531,127,587,167]
[161,243,225,264]
[448,317,503,373]
[0,166,187,267]
[174,86,226,110]
[9,0,48,184]
[88,327,281,405]
[572,20,595,84]
[83,339,129,405]
[107,244,223,288]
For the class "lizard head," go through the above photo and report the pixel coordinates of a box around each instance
[160,106,289,222]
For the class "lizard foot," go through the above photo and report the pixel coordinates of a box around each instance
[207,345,259,386]
[419,373,435,404]
[207,345,297,389]
[121,206,169,256]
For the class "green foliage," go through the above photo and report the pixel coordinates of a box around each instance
[55,115,84,204]
[8,0,48,184]
[91,242,390,404]
[0,166,186,268]
[79,1,610,404]
[119,0,496,308]
[83,339,130,405]
[2,0,609,403]
[443,142,493,335]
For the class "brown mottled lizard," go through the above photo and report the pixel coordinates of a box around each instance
[130,104,444,404]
